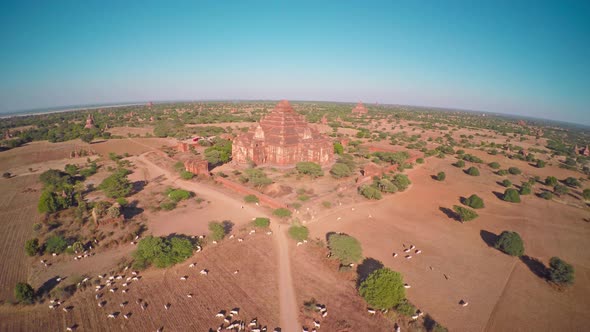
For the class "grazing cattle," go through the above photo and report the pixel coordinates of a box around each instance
[212,240,218,244]
[66,326,75,331]
[409,245,415,250]
[230,308,239,316]
[164,303,171,310]
[200,269,208,275]
[109,288,117,293]
[229,234,235,239]
[460,300,469,307]
[141,303,147,311]
[180,276,188,281]
[404,284,411,288]
[189,263,196,268]
[394,324,401,332]
[337,217,341,221]
[404,248,411,253]
[122,282,128,287]
[132,271,138,276]
[313,320,321,328]
[224,317,230,324]
[296,242,303,246]
[415,250,422,254]
[393,253,398,257]
[156,327,163,332]
[237,238,244,242]
[367,309,376,315]
[249,319,258,327]
[405,255,412,259]
[107,313,117,319]
[187,293,193,298]
[122,289,129,293]
[322,311,328,318]
[266,231,272,235]
[124,312,131,319]
[215,311,225,318]
[302,327,309,332]
[120,301,128,307]
[49,305,56,309]
[412,314,419,320]
[249,230,256,235]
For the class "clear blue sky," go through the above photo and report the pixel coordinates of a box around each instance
[1,1,588,124]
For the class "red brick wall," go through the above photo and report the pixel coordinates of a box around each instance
[214,176,289,210]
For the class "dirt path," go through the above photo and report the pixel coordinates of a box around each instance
[484,260,518,332]
[272,222,300,331]
[136,151,301,331]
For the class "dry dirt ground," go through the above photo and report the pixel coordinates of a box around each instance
[308,153,590,332]
[0,232,280,332]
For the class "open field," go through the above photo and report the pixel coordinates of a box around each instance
[0,232,280,331]
[308,155,590,331]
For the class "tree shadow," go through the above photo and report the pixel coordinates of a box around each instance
[356,257,384,288]
[459,196,467,205]
[480,230,497,247]
[492,191,504,200]
[430,175,438,180]
[423,314,439,331]
[122,200,144,219]
[325,231,339,244]
[520,255,548,279]
[439,207,458,221]
[222,220,234,234]
[132,180,147,194]
[36,276,62,298]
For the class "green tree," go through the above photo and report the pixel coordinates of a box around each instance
[502,188,521,203]
[564,177,581,188]
[80,132,94,143]
[359,268,405,309]
[435,171,446,181]
[520,184,532,195]
[133,235,194,269]
[14,282,35,304]
[540,191,553,200]
[45,235,67,254]
[208,221,226,241]
[536,159,546,168]
[180,170,194,179]
[330,163,352,179]
[583,189,590,201]
[273,208,292,218]
[392,174,411,191]
[466,166,480,176]
[334,142,344,155]
[463,194,484,209]
[377,178,398,193]
[545,176,558,187]
[494,231,524,256]
[288,224,309,242]
[24,238,39,256]
[488,162,501,169]
[554,184,569,196]
[508,167,522,175]
[548,257,575,285]
[38,190,59,213]
[296,162,324,178]
[452,205,479,222]
[242,168,272,188]
[359,185,382,200]
[98,169,133,198]
[501,179,512,187]
[244,194,259,203]
[328,234,362,265]
[253,217,270,228]
[453,160,465,168]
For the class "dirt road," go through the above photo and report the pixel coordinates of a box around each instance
[136,151,301,331]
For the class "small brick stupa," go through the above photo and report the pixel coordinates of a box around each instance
[352,101,368,116]
[84,114,95,129]
[232,100,334,167]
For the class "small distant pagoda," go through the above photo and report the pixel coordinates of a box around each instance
[3,129,11,140]
[84,114,95,129]
[232,100,334,167]
[352,102,368,116]
[320,114,328,125]
[575,145,590,157]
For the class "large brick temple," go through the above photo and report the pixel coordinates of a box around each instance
[352,101,368,116]
[232,100,334,167]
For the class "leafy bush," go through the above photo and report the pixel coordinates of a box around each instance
[466,166,480,176]
[38,190,59,213]
[554,184,569,196]
[330,163,352,179]
[540,191,554,200]
[564,177,581,188]
[453,160,465,168]
[160,201,177,210]
[99,169,133,198]
[288,225,309,242]
[333,142,344,154]
[242,168,273,188]
[463,194,484,209]
[392,174,411,191]
[548,257,575,285]
[296,162,324,178]
[452,205,479,222]
[359,185,382,200]
[133,235,194,269]
[45,235,67,254]
[416,158,424,164]
[377,179,398,193]
[208,221,226,241]
[244,194,259,203]
[501,179,512,187]
[508,167,522,175]
[536,159,546,168]
[253,217,270,228]
[395,299,417,316]
[583,189,590,201]
[359,268,405,309]
[328,234,362,265]
[14,282,35,304]
[502,188,521,203]
[488,162,501,169]
[180,170,194,179]
[545,176,558,186]
[25,238,40,256]
[166,188,192,202]
[435,172,446,181]
[497,169,508,176]
[494,231,524,256]
[273,208,292,219]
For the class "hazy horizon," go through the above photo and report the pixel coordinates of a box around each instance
[1,1,589,124]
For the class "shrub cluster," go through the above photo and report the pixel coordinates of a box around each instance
[133,235,194,269]
[463,194,484,209]
[502,188,521,203]
[359,268,405,309]
[453,205,479,222]
[548,257,575,285]
[253,217,270,228]
[288,224,309,242]
[328,234,362,265]
[466,166,480,176]
[494,231,524,256]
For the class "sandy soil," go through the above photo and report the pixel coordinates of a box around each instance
[306,156,590,331]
